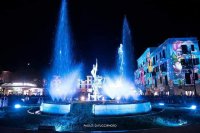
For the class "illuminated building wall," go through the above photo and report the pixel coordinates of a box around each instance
[135,37,200,95]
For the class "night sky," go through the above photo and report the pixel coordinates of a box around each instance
[0,0,200,77]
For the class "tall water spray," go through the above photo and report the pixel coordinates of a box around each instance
[120,16,135,81]
[103,16,139,100]
[52,0,71,76]
[118,44,124,77]
[47,0,81,101]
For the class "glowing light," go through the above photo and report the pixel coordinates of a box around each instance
[80,96,85,101]
[40,103,70,114]
[102,97,105,101]
[1,82,36,87]
[14,104,21,109]
[49,69,81,101]
[21,98,25,102]
[190,105,196,110]
[159,103,165,106]
[93,102,152,115]
[154,92,159,96]
[116,96,120,101]
[103,77,139,100]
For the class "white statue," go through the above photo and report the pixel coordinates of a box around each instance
[91,58,98,79]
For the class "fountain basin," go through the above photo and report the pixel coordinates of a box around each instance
[40,101,151,115]
[40,103,71,114]
[93,101,151,116]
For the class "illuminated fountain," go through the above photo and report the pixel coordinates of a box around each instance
[101,17,142,100]
[92,17,151,115]
[40,0,81,114]
[40,0,151,115]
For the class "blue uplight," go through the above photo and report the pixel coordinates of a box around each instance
[14,104,21,109]
[46,0,81,102]
[93,102,151,115]
[190,105,197,110]
[40,103,71,114]
[158,103,165,106]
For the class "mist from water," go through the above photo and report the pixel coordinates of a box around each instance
[102,16,139,100]
[47,0,81,101]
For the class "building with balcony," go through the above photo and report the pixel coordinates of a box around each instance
[135,37,200,96]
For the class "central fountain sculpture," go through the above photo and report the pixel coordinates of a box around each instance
[40,0,151,115]
[89,59,104,101]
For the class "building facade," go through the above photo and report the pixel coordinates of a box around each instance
[0,71,44,96]
[78,75,104,100]
[135,37,200,96]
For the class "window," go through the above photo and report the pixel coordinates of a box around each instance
[156,66,159,72]
[153,57,155,65]
[165,75,168,86]
[181,59,185,65]
[160,62,167,72]
[162,50,166,58]
[160,52,162,59]
[181,58,198,66]
[160,77,162,84]
[155,79,157,87]
[195,73,198,80]
[164,62,167,71]
[185,73,191,84]
[191,45,195,51]
[193,58,199,65]
[181,45,188,54]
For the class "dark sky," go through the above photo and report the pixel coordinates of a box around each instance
[0,0,200,77]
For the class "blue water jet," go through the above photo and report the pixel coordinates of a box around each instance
[46,0,81,101]
[102,16,139,100]
[52,0,72,76]
[120,16,135,81]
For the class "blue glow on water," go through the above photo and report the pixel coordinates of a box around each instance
[14,104,21,109]
[190,105,197,110]
[159,103,165,106]
[93,102,151,115]
[46,0,81,101]
[155,117,187,127]
[40,103,71,114]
